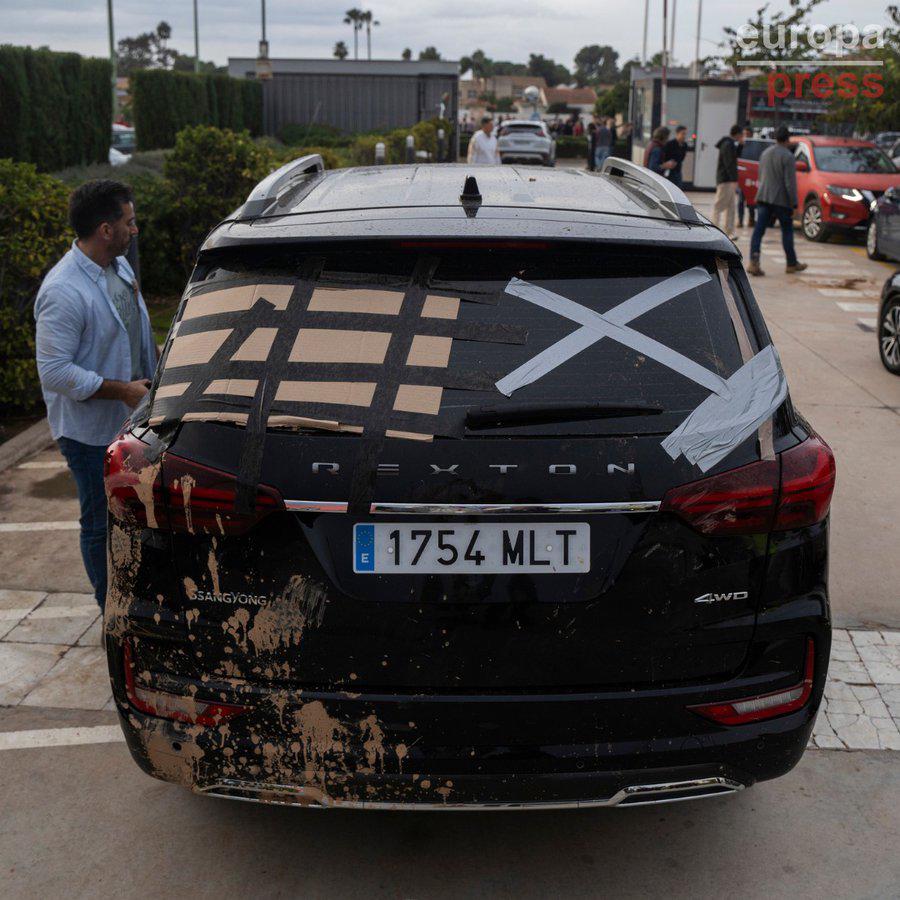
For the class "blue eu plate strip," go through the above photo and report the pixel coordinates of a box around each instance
[354,524,375,572]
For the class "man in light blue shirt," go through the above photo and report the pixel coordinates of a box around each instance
[34,180,158,609]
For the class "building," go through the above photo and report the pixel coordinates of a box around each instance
[227,57,459,139]
[543,86,598,116]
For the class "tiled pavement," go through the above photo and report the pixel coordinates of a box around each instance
[1,586,898,751]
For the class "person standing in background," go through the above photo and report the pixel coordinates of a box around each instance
[595,117,615,170]
[587,121,598,171]
[467,115,501,164]
[644,127,676,176]
[712,125,743,240]
[34,181,158,611]
[662,125,688,188]
[737,125,757,227]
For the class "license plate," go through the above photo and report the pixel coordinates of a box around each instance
[353,522,589,574]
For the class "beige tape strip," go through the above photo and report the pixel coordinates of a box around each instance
[154,382,190,399]
[182,283,293,321]
[421,295,460,320]
[165,329,232,368]
[204,379,259,397]
[232,327,278,362]
[717,259,775,461]
[386,430,434,442]
[393,384,442,415]
[309,288,403,315]
[406,335,452,368]
[290,328,391,364]
[276,381,377,407]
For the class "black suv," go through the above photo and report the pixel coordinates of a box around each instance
[104,156,835,809]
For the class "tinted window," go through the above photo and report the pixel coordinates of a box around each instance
[153,246,751,437]
[498,124,545,137]
[740,140,772,162]
[814,145,896,173]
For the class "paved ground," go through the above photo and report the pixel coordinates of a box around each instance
[1,192,898,897]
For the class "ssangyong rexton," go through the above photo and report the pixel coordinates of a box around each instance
[104,156,835,809]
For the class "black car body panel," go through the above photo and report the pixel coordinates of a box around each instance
[105,164,832,808]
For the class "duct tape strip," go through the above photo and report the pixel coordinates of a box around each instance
[660,345,787,472]
[347,257,440,512]
[716,258,775,462]
[496,267,725,397]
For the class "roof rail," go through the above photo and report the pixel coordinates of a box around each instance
[240,154,325,218]
[598,157,700,224]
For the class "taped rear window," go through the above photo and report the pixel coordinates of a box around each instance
[148,245,754,438]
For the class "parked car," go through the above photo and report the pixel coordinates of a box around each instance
[496,119,556,166]
[889,138,900,169]
[866,186,900,261]
[792,136,900,242]
[878,272,900,374]
[104,155,835,810]
[873,131,900,151]
[737,137,775,208]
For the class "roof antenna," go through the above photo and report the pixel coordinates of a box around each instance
[460,175,482,218]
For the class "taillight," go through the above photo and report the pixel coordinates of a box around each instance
[105,433,284,535]
[688,637,815,725]
[162,452,284,536]
[660,435,835,535]
[123,641,249,726]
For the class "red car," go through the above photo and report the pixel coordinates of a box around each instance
[737,138,775,209]
[792,136,900,242]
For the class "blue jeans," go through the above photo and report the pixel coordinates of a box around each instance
[750,203,797,267]
[57,437,107,609]
[594,146,611,168]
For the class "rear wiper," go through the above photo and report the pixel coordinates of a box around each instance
[465,400,663,430]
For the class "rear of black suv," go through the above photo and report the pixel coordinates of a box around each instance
[104,170,834,809]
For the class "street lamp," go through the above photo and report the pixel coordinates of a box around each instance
[107,0,116,121]
[193,0,200,73]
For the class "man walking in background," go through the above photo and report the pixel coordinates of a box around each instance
[34,180,158,610]
[737,125,756,227]
[712,124,743,239]
[467,115,500,164]
[748,125,807,276]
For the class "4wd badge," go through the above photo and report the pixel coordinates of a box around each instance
[694,591,749,604]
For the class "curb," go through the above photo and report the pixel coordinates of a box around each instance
[0,418,54,473]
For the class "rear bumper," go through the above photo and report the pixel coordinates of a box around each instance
[107,601,830,808]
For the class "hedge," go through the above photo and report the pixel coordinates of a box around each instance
[0,45,111,171]
[133,70,263,151]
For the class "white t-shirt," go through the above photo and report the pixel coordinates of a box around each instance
[467,129,500,165]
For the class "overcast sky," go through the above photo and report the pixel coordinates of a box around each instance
[1,0,893,71]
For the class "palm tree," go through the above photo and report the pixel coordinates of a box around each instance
[360,10,380,60]
[333,40,349,60]
[343,9,364,60]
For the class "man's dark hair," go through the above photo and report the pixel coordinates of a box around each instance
[481,114,493,125]
[775,125,791,143]
[69,180,133,239]
[729,124,742,137]
[675,125,687,133]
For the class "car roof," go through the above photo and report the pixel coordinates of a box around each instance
[499,120,545,127]
[203,164,737,256]
[795,135,876,148]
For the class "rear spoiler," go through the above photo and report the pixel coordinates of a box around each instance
[598,157,701,225]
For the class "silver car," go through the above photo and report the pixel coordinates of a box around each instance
[497,120,556,166]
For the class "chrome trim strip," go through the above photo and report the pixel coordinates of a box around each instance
[197,777,742,811]
[284,500,660,515]
[369,501,660,515]
[284,500,349,513]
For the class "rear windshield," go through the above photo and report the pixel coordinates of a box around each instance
[498,124,545,137]
[150,245,757,438]
[740,140,772,162]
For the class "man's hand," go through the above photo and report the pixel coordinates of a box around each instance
[92,378,151,408]
[662,160,677,170]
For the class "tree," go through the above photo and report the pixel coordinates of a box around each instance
[527,53,570,87]
[595,81,629,117]
[402,47,412,60]
[573,44,619,86]
[419,46,441,60]
[333,40,349,60]
[360,10,379,60]
[116,21,178,75]
[343,9,364,60]
[720,0,828,69]
[172,55,220,74]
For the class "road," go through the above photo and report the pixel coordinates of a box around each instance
[1,190,898,898]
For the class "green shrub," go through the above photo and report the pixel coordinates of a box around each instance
[162,125,275,277]
[133,70,262,150]
[0,45,110,171]
[278,123,351,147]
[275,145,342,170]
[349,134,392,166]
[0,159,71,411]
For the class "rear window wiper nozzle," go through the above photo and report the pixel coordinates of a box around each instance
[465,400,664,430]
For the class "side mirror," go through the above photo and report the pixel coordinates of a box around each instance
[886,185,900,202]
[796,160,809,173]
